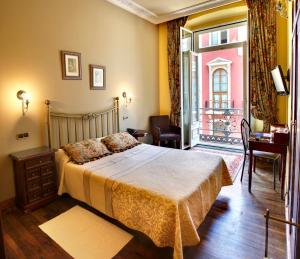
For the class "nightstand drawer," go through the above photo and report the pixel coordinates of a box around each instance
[41,164,54,177]
[26,168,41,181]
[42,183,56,197]
[25,155,52,169]
[27,178,41,191]
[42,174,55,185]
[28,188,42,203]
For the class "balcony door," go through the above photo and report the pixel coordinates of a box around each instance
[180,28,201,148]
[194,22,248,148]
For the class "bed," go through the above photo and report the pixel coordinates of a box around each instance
[45,98,232,259]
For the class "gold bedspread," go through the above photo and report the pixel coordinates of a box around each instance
[57,144,231,259]
[102,145,231,259]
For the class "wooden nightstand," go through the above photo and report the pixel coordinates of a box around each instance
[127,128,148,140]
[10,147,57,212]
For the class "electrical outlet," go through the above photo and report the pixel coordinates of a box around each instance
[16,132,30,140]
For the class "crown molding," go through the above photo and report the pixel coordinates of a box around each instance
[106,0,158,23]
[106,0,242,24]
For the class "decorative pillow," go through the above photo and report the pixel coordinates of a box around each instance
[63,139,111,164]
[101,132,140,152]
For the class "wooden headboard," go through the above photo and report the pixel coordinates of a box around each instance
[45,97,120,149]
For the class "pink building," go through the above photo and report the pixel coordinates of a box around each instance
[200,27,244,109]
[198,27,245,142]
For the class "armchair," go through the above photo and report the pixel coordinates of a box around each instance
[149,115,181,148]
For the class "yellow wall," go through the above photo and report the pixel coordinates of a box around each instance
[287,0,293,126]
[0,0,159,202]
[276,14,289,124]
[159,23,171,115]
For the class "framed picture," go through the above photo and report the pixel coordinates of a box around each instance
[90,64,106,90]
[61,51,82,80]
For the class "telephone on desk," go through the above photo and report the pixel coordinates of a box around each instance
[270,124,289,145]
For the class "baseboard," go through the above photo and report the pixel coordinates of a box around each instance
[0,198,15,211]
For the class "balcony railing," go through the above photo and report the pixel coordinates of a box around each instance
[197,105,243,145]
[204,99,236,109]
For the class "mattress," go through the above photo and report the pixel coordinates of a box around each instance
[56,144,232,259]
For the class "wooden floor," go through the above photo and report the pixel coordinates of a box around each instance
[2,161,286,259]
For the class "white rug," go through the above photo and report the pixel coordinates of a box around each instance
[39,205,133,259]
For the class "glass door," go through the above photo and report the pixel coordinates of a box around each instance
[190,52,201,147]
[180,27,193,149]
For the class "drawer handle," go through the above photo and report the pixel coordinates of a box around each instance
[39,160,43,163]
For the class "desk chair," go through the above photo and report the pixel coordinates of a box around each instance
[240,119,280,189]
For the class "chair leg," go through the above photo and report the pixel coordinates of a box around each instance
[253,156,256,173]
[240,154,247,182]
[273,160,276,190]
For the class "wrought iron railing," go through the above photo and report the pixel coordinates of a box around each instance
[204,100,236,109]
[197,106,244,145]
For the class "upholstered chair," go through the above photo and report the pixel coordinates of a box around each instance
[149,115,181,149]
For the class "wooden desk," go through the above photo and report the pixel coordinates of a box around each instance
[248,138,288,199]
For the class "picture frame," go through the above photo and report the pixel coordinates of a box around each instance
[61,51,82,80]
[89,64,106,90]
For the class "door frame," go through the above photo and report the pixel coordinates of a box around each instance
[288,1,300,258]
[189,51,202,147]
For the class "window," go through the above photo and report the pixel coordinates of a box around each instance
[210,30,228,46]
[213,69,228,109]
[181,38,192,51]
[211,31,219,46]
[194,22,247,51]
[220,30,228,44]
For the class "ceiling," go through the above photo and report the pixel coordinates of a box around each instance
[133,0,208,16]
[106,0,242,24]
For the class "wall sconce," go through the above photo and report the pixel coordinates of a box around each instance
[17,90,30,116]
[276,0,288,19]
[122,91,132,107]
